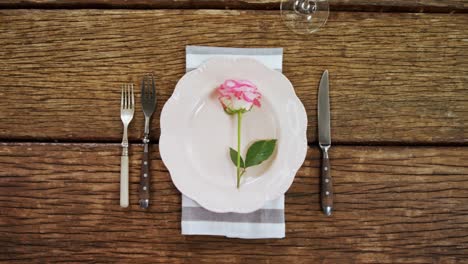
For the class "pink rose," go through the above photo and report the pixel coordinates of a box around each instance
[217,79,261,114]
[216,79,274,189]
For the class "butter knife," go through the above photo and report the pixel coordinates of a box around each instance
[318,70,333,216]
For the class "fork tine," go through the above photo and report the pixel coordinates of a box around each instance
[123,84,126,109]
[125,84,129,109]
[141,76,146,99]
[125,84,128,110]
[131,84,135,110]
[146,75,150,97]
[128,84,131,109]
[121,85,124,110]
[127,84,131,110]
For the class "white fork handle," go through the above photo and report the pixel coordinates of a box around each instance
[120,155,129,208]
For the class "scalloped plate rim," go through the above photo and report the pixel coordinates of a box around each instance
[159,57,308,213]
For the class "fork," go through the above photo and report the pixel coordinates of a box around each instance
[120,83,135,208]
[139,74,157,209]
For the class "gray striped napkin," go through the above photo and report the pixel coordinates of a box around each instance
[181,46,285,239]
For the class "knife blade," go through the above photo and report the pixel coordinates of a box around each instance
[318,70,333,216]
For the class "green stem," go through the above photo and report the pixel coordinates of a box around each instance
[236,111,242,189]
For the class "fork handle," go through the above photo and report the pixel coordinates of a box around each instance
[120,154,129,208]
[139,140,150,209]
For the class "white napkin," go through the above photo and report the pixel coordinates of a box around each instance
[181,46,285,239]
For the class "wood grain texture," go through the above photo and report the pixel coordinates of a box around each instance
[0,142,467,263]
[0,10,466,144]
[0,0,466,13]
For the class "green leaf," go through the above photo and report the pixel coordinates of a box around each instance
[245,139,277,168]
[229,147,245,168]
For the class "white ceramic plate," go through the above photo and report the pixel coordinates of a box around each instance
[160,57,307,213]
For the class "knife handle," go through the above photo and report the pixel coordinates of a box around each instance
[139,139,150,209]
[320,147,333,216]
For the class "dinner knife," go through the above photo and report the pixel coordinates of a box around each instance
[318,70,333,216]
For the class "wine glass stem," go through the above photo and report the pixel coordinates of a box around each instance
[294,0,317,14]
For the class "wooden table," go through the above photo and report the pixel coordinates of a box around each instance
[0,0,467,263]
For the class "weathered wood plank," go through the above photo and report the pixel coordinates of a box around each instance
[0,0,466,13]
[0,10,466,144]
[0,143,466,262]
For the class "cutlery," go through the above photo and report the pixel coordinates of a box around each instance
[120,83,135,208]
[139,74,157,209]
[318,70,333,216]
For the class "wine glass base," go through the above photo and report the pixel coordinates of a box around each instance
[281,0,329,34]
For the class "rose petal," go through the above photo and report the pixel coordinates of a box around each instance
[216,79,262,113]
